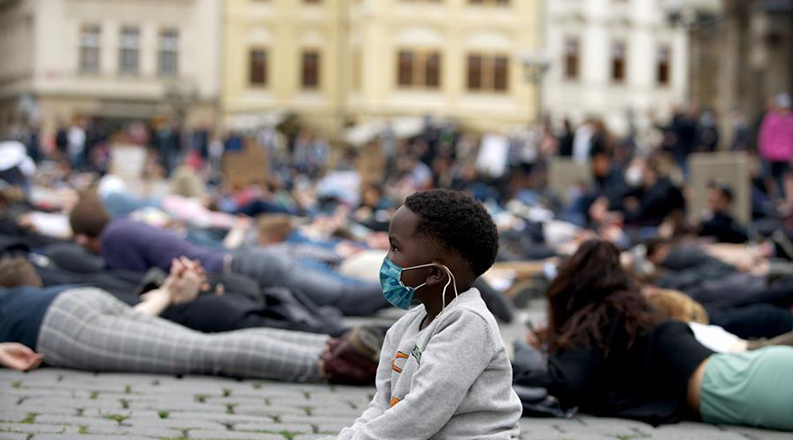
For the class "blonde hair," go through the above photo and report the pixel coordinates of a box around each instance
[646,288,708,324]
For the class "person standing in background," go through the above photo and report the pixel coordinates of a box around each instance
[558,118,574,157]
[67,118,86,171]
[758,93,793,200]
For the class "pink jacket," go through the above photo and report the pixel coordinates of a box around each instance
[759,111,793,162]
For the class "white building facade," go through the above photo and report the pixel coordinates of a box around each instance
[542,0,689,137]
[0,0,222,142]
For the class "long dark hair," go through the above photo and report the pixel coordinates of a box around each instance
[546,239,661,354]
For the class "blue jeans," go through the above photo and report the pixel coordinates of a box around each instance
[102,192,160,217]
[230,248,388,316]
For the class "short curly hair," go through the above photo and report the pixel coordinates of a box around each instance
[404,189,498,277]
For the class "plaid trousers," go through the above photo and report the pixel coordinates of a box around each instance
[37,288,327,382]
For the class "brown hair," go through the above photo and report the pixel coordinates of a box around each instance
[0,256,42,288]
[69,195,111,238]
[546,239,661,353]
[257,214,293,242]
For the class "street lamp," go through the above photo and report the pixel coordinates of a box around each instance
[521,52,551,124]
[163,82,199,124]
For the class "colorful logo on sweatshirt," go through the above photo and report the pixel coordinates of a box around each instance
[411,345,422,365]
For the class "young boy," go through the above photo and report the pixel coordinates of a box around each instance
[329,189,522,439]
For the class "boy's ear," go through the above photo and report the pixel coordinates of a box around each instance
[424,263,447,287]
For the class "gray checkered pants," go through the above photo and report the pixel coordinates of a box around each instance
[37,288,327,382]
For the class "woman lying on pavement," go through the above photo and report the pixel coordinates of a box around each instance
[0,256,381,385]
[515,239,793,431]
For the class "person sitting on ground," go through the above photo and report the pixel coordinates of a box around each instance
[327,189,522,439]
[516,239,793,431]
[68,195,388,316]
[698,182,748,244]
[0,255,379,384]
[620,157,686,228]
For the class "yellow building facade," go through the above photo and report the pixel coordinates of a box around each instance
[222,0,541,138]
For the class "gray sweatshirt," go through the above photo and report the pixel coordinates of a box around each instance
[333,287,522,440]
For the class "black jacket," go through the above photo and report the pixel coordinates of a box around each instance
[699,211,748,244]
[514,319,713,426]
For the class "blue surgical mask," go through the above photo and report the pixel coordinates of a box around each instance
[379,257,459,313]
[379,258,434,310]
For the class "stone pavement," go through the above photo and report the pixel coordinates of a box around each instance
[0,300,789,440]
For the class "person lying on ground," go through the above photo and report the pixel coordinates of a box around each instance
[516,239,793,431]
[525,286,793,356]
[642,285,793,340]
[326,189,522,440]
[646,238,793,313]
[0,256,380,384]
[5,238,348,336]
[68,195,388,316]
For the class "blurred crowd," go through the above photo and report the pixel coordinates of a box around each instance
[1,90,793,430]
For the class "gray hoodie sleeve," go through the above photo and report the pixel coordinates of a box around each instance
[339,310,496,440]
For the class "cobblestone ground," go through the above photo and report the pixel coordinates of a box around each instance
[0,300,789,440]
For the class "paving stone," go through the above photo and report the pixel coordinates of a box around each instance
[0,432,30,440]
[279,415,351,433]
[309,406,372,417]
[521,434,622,440]
[32,435,158,440]
[651,423,748,440]
[0,410,36,423]
[33,414,119,428]
[167,411,268,424]
[551,416,652,436]
[188,430,284,439]
[124,417,228,431]
[78,424,185,438]
[234,404,307,417]
[136,401,230,413]
[2,388,93,399]
[724,425,793,440]
[0,423,72,434]
[235,422,314,433]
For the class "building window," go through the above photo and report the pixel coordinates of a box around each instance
[425,53,440,88]
[493,56,508,91]
[79,24,100,74]
[396,50,442,89]
[158,28,179,77]
[611,41,626,83]
[119,26,140,75]
[564,38,579,80]
[249,49,267,86]
[397,51,414,86]
[302,50,320,89]
[467,54,509,92]
[657,45,670,86]
[467,55,482,90]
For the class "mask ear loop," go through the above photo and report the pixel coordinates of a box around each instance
[439,266,459,315]
[399,262,434,290]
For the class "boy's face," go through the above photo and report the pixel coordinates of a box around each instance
[387,206,436,291]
